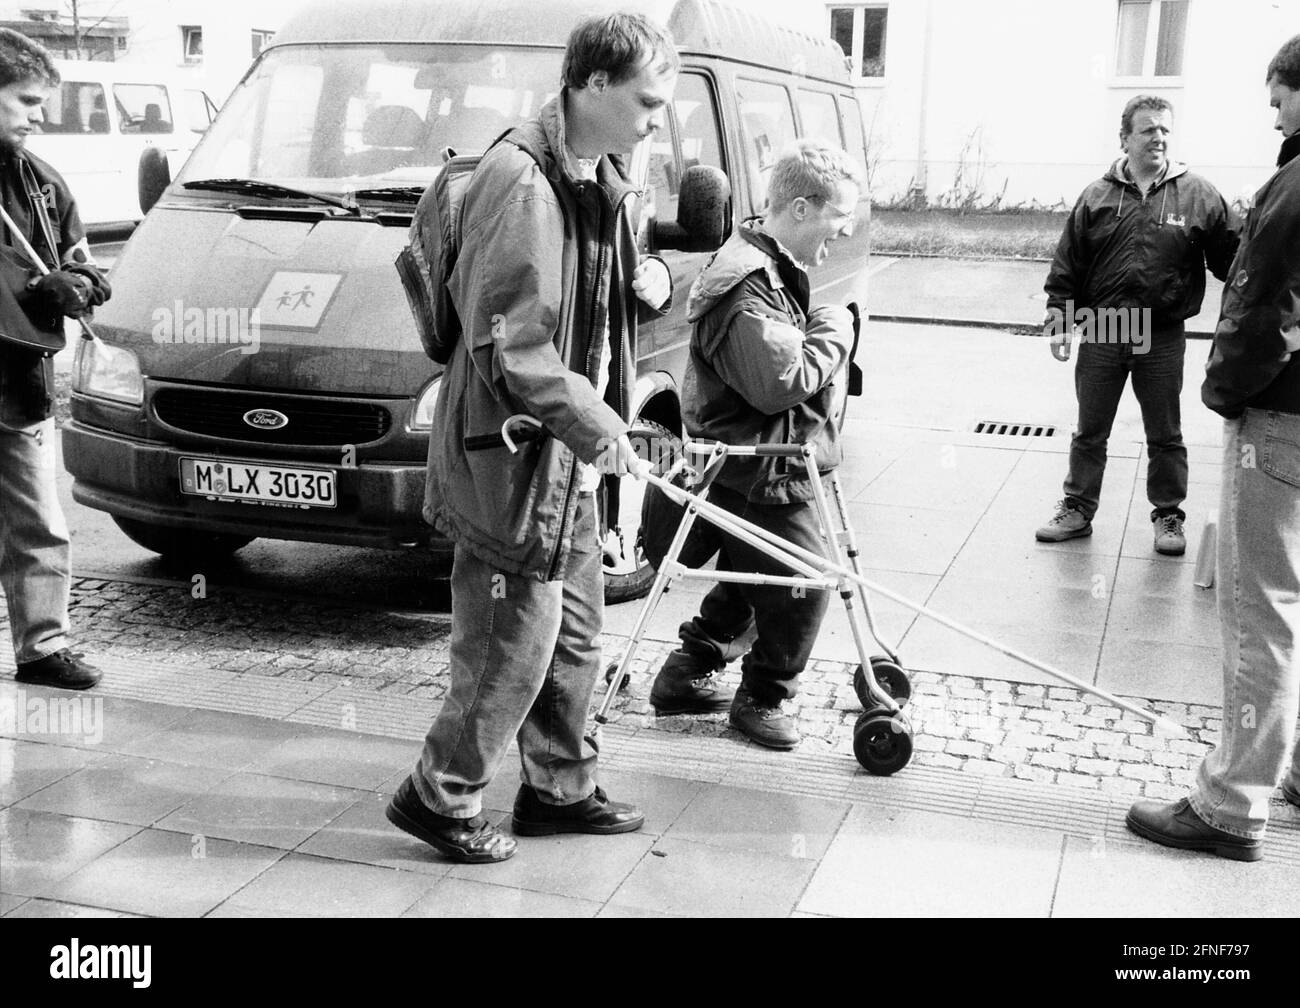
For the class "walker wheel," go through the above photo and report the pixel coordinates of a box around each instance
[853,656,911,710]
[605,662,631,691]
[853,711,914,776]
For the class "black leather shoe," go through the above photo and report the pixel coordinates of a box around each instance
[385,776,516,864]
[650,652,734,715]
[1282,780,1300,810]
[15,649,102,691]
[512,785,645,836]
[1126,798,1263,862]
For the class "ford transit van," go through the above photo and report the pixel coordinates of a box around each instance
[26,60,218,231]
[62,0,872,602]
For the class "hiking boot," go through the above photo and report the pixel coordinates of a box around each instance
[385,776,516,864]
[511,785,645,836]
[15,649,102,691]
[1282,780,1300,810]
[728,685,800,750]
[650,651,734,715]
[1125,797,1262,862]
[1035,500,1092,543]
[1153,514,1186,556]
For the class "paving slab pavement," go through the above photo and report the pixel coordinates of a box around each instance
[2,673,1298,918]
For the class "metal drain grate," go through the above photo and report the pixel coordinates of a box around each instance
[973,420,1056,437]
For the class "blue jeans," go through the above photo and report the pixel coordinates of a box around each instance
[0,417,71,663]
[1191,410,1300,839]
[414,494,602,818]
[1063,329,1188,521]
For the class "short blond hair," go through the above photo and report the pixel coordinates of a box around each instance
[768,139,862,213]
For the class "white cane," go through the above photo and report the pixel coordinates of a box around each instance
[0,202,101,344]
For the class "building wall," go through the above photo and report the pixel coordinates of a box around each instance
[762,0,1298,208]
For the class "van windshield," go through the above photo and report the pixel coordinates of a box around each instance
[177,43,561,196]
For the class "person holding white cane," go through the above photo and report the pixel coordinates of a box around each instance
[0,28,111,691]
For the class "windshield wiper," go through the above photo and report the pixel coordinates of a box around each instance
[352,186,425,205]
[182,178,360,215]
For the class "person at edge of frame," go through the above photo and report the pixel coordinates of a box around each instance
[1126,34,1300,863]
[645,138,862,752]
[0,28,111,692]
[1035,94,1238,556]
[385,12,677,864]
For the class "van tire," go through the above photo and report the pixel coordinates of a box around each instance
[113,516,254,559]
[601,418,680,606]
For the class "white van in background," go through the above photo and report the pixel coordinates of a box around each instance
[25,60,219,232]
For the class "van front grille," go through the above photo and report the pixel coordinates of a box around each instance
[153,388,393,446]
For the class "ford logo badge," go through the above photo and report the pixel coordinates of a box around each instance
[243,409,289,430]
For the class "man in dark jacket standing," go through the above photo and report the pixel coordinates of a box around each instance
[0,29,110,691]
[1126,36,1300,862]
[646,140,861,750]
[386,14,675,864]
[1036,96,1238,555]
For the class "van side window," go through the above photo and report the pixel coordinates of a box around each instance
[647,72,725,227]
[675,73,724,175]
[795,89,842,147]
[41,82,109,134]
[737,78,795,212]
[114,84,173,134]
[838,94,870,182]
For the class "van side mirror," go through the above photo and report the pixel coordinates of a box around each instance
[138,146,171,214]
[654,164,730,253]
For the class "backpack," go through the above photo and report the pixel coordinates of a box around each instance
[396,131,534,364]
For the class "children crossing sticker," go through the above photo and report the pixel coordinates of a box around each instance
[253,271,344,329]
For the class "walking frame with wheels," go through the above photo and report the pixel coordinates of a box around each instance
[490,415,1187,777]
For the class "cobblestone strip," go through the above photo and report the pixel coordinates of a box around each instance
[1,575,1295,817]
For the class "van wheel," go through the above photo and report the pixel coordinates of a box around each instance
[601,418,680,605]
[113,517,254,558]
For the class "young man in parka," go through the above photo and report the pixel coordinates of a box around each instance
[1036,95,1238,555]
[1126,35,1300,862]
[647,140,861,750]
[387,14,676,864]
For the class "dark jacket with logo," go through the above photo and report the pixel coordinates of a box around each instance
[682,220,853,504]
[1202,135,1300,418]
[1044,159,1238,333]
[0,149,87,427]
[423,92,669,579]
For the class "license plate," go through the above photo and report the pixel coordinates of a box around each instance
[179,457,336,509]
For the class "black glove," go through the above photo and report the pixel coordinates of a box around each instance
[24,270,93,318]
[64,262,111,307]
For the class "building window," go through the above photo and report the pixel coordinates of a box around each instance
[181,25,203,64]
[829,5,887,79]
[251,29,275,59]
[1115,0,1188,77]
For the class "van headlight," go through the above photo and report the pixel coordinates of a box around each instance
[73,337,144,406]
[409,376,442,431]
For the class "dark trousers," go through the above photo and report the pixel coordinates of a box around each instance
[667,482,831,707]
[1063,328,1188,521]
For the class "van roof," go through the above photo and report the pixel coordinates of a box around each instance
[273,0,851,85]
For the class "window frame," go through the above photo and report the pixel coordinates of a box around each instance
[181,25,203,64]
[1112,0,1189,83]
[827,4,889,84]
[251,29,276,60]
